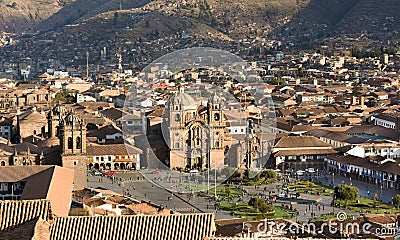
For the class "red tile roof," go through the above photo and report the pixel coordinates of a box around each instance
[50,213,215,240]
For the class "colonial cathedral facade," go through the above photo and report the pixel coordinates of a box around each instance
[166,90,229,170]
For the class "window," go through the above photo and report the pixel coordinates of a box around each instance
[175,142,180,149]
[68,137,73,149]
[174,114,180,122]
[76,137,81,149]
[214,113,220,121]
[214,141,220,147]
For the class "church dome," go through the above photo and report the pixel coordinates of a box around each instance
[169,91,197,110]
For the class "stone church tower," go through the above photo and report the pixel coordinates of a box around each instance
[59,111,87,190]
[47,105,62,138]
[207,93,225,169]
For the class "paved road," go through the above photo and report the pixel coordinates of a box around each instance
[88,172,232,219]
[87,170,372,223]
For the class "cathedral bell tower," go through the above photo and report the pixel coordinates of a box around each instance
[59,111,87,190]
[207,93,225,169]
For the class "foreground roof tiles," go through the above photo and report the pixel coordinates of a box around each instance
[0,199,51,232]
[50,213,215,240]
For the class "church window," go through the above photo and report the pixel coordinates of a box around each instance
[76,137,81,149]
[215,141,220,147]
[174,114,180,122]
[68,137,73,149]
[1,161,5,166]
[175,142,180,149]
[214,113,220,121]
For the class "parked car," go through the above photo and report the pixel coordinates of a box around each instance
[306,168,316,173]
[104,171,116,177]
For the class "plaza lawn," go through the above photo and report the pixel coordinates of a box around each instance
[190,184,242,198]
[219,201,298,220]
[246,177,278,186]
[210,185,242,198]
[336,198,400,214]
[290,181,334,196]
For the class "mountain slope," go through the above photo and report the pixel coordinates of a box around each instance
[37,0,151,32]
[336,0,399,34]
[0,0,151,33]
[0,0,399,41]
[0,0,64,33]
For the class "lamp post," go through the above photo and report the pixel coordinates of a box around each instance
[214,167,217,200]
[350,177,352,186]
[380,184,383,201]
[332,172,335,187]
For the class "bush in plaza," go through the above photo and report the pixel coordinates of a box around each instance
[334,184,359,204]
[260,169,276,179]
[248,197,272,213]
[393,194,400,209]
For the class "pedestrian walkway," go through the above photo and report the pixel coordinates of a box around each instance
[241,181,359,223]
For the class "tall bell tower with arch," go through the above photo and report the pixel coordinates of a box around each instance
[59,111,87,190]
[207,93,225,168]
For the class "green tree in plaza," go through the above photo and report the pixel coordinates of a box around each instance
[261,169,277,179]
[224,187,231,197]
[334,184,359,205]
[248,197,272,213]
[392,194,400,209]
[373,193,379,207]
